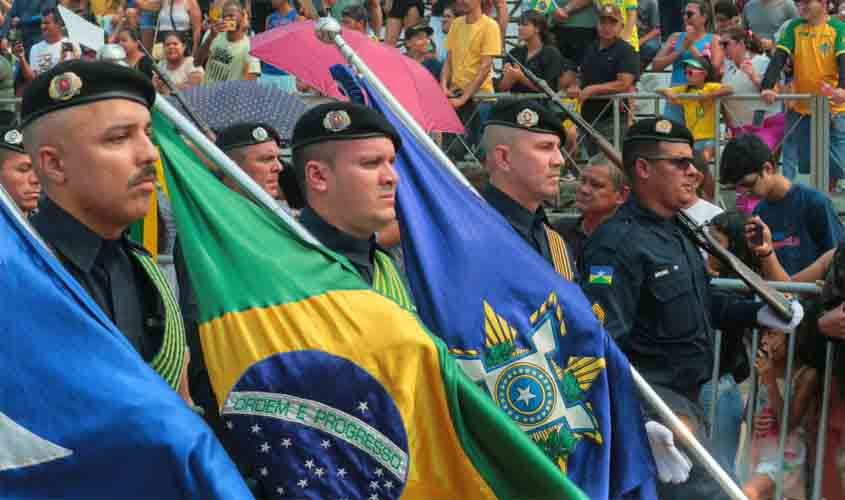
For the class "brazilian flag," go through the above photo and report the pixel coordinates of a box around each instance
[152,111,586,499]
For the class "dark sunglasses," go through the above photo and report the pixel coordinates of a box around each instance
[641,156,696,170]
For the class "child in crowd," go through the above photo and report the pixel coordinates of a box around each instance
[743,328,818,500]
[657,55,733,160]
[558,67,579,181]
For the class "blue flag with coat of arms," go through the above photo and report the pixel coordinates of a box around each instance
[354,77,659,498]
[0,194,251,499]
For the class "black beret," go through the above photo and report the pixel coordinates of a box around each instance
[291,102,401,151]
[216,122,281,151]
[0,125,25,154]
[623,117,694,147]
[719,133,772,185]
[21,60,156,128]
[483,99,566,139]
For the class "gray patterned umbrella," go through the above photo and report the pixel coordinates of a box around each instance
[171,80,309,142]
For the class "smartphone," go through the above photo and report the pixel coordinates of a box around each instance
[752,109,766,128]
[224,19,237,31]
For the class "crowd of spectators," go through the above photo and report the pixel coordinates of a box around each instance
[5,0,845,497]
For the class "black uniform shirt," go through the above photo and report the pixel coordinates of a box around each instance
[300,206,383,285]
[580,195,760,394]
[31,197,160,361]
[555,215,587,276]
[483,182,560,268]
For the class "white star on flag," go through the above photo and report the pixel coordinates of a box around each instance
[304,459,315,470]
[357,401,369,413]
[314,467,325,478]
[297,478,308,488]
[370,480,380,490]
[374,468,384,477]
[259,467,268,477]
[225,420,233,430]
[384,480,394,489]
[320,439,331,449]
[275,486,284,495]
[337,468,348,478]
[281,438,292,448]
[250,424,261,434]
[516,385,537,407]
[259,442,270,453]
[369,494,379,500]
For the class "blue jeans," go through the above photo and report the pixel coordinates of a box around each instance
[782,109,845,183]
[699,374,743,481]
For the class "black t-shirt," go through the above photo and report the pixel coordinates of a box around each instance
[507,44,564,92]
[579,38,639,123]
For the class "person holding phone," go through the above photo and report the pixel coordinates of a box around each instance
[17,7,79,82]
[194,0,260,82]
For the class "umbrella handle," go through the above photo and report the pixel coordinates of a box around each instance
[139,43,215,138]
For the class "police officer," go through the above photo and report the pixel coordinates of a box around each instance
[215,122,284,200]
[580,117,770,498]
[481,98,577,280]
[0,125,40,216]
[23,60,189,398]
[289,101,412,307]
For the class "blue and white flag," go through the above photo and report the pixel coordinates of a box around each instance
[0,196,251,499]
[354,74,659,499]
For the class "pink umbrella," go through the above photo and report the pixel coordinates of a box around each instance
[250,21,464,134]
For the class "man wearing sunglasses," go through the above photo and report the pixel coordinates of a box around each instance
[721,133,841,275]
[581,117,773,499]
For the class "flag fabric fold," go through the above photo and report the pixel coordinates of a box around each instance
[356,77,659,499]
[0,193,250,499]
[153,111,586,499]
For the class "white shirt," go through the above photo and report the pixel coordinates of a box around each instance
[28,38,80,76]
[721,54,780,126]
[683,198,724,226]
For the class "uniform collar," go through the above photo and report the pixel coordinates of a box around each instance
[299,206,375,271]
[624,193,678,225]
[483,182,548,236]
[31,196,110,274]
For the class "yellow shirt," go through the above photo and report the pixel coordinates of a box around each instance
[777,17,845,114]
[445,15,502,93]
[597,0,639,51]
[669,82,722,141]
[560,97,579,130]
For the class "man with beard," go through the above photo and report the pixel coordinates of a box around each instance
[23,60,190,399]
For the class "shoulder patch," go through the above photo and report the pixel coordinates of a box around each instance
[588,266,614,285]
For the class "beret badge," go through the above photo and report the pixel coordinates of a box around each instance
[516,108,539,128]
[322,110,352,133]
[4,129,22,145]
[252,126,269,142]
[48,72,83,102]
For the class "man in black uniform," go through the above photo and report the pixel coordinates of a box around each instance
[580,117,798,497]
[481,98,577,280]
[23,60,189,399]
[0,124,40,216]
[289,101,412,307]
[215,122,284,200]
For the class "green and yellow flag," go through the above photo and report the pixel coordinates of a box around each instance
[153,112,586,499]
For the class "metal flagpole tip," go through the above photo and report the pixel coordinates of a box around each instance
[315,17,341,44]
[97,44,129,66]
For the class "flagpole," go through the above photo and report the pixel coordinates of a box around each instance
[314,18,480,197]
[153,95,322,247]
[317,18,746,500]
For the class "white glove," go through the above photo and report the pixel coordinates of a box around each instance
[645,420,692,484]
[756,299,804,333]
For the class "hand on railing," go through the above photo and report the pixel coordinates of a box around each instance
[817,303,845,339]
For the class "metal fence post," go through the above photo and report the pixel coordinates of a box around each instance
[811,341,835,500]
[772,326,799,500]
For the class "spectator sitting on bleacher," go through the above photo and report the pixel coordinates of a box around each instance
[498,11,563,93]
[404,24,442,80]
[714,0,742,33]
[568,4,638,156]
